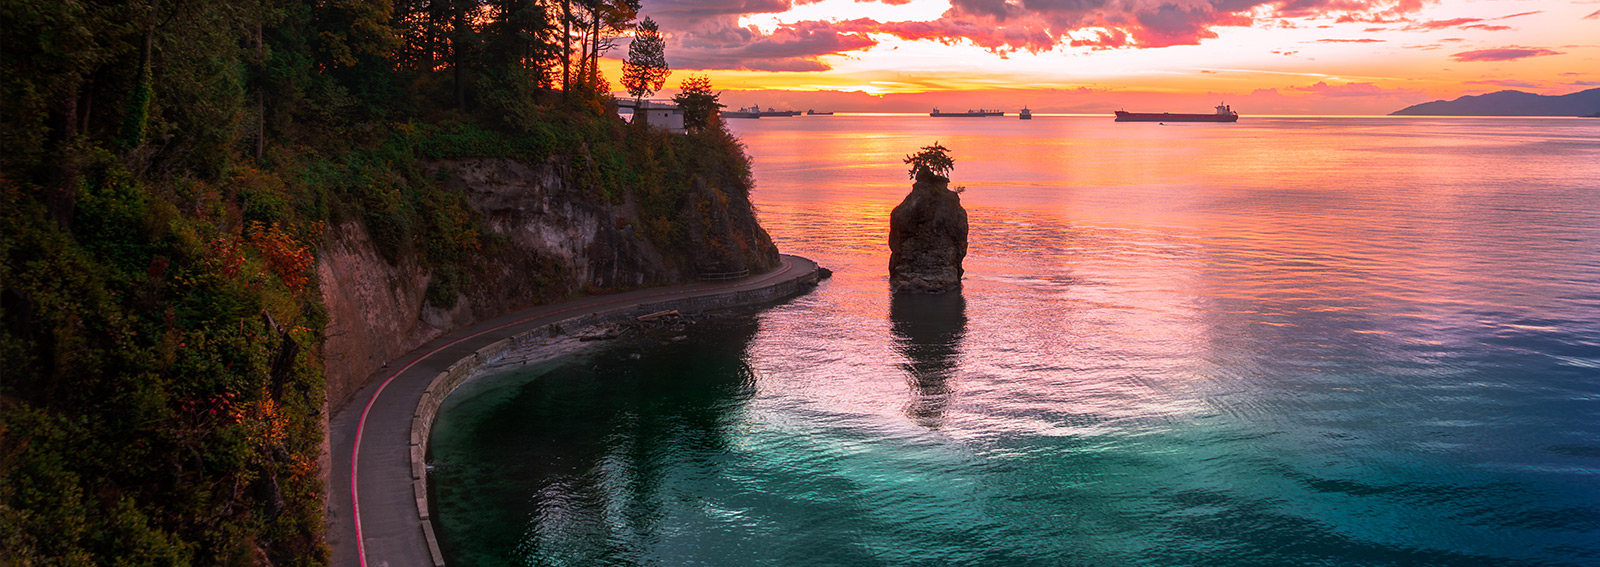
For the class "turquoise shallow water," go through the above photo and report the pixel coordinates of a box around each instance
[431,116,1600,566]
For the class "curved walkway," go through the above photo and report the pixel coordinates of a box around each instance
[327,255,821,567]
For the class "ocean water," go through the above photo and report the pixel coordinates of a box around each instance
[429,115,1600,566]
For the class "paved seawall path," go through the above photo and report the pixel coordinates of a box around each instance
[327,255,822,567]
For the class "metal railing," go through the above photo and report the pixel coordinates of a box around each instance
[696,269,749,281]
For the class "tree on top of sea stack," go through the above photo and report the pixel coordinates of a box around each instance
[889,142,969,294]
[904,142,955,181]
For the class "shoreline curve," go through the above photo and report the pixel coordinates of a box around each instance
[329,255,824,567]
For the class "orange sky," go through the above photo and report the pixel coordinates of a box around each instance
[607,0,1599,114]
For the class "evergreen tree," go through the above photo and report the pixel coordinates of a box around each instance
[621,17,669,107]
[2,7,744,563]
[672,74,722,133]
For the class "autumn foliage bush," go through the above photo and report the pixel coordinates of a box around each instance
[2,0,765,562]
[248,222,320,294]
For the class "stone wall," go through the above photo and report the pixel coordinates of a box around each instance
[405,263,823,566]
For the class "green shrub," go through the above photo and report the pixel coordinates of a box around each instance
[425,265,462,308]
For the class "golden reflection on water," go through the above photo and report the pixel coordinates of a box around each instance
[729,115,1600,441]
[431,116,1600,566]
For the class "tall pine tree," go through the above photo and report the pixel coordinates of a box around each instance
[621,16,668,107]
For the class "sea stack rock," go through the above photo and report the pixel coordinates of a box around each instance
[888,170,968,294]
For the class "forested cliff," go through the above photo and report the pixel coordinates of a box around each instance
[0,1,774,564]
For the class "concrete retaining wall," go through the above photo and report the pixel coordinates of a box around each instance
[407,266,822,566]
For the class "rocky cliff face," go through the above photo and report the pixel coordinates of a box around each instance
[319,156,778,407]
[888,171,968,295]
[318,223,440,407]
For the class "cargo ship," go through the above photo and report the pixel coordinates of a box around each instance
[931,108,1004,117]
[726,106,801,118]
[806,109,834,115]
[1115,103,1238,122]
[1019,107,1032,120]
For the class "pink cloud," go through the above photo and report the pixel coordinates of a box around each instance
[646,0,792,27]
[1399,11,1540,31]
[671,20,877,71]
[1289,81,1422,98]
[1467,79,1542,88]
[857,0,1270,51]
[1069,29,1134,50]
[645,0,1443,62]
[847,0,1440,52]
[1338,14,1407,24]
[1586,10,1600,19]
[1315,38,1385,43]
[639,1,888,70]
[1131,3,1252,48]
[828,17,1057,53]
[1406,17,1482,30]
[1450,47,1563,62]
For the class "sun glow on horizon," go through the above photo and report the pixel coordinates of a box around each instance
[623,0,1597,114]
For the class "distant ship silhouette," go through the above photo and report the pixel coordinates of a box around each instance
[1116,103,1239,122]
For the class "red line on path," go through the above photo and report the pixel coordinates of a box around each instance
[350,258,798,567]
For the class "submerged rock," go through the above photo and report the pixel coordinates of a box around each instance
[888,170,968,294]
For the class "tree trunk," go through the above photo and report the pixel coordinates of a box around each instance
[561,0,571,94]
[580,14,595,87]
[591,12,601,81]
[582,25,595,87]
[47,87,80,230]
[254,21,265,163]
[120,0,161,152]
[78,72,94,135]
[141,0,159,87]
[453,1,468,109]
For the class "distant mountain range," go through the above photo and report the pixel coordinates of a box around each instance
[1391,88,1600,116]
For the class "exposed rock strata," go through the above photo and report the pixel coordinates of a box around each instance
[319,156,777,407]
[888,171,968,294]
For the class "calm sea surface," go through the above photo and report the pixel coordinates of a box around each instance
[431,115,1600,566]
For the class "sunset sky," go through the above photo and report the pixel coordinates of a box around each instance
[604,0,1600,114]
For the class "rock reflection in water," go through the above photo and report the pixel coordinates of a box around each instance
[889,292,967,428]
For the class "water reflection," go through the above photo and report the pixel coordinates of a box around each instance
[890,292,967,428]
[429,317,764,566]
[434,117,1600,566]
